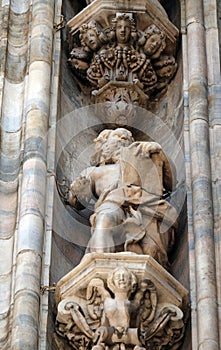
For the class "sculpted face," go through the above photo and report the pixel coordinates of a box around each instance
[116,19,131,44]
[143,33,164,58]
[83,29,99,51]
[157,63,176,78]
[101,131,123,154]
[113,268,131,290]
[96,129,133,164]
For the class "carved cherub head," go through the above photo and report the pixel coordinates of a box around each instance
[139,24,166,59]
[110,13,137,45]
[90,128,134,166]
[79,20,107,52]
[154,55,177,79]
[107,267,137,295]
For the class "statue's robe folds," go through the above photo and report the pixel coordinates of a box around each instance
[89,143,177,266]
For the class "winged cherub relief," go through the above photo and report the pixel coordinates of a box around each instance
[56,269,185,349]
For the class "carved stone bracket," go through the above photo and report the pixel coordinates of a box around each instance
[93,82,148,125]
[67,0,179,119]
[55,253,188,350]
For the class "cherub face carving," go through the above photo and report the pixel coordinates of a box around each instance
[116,19,131,44]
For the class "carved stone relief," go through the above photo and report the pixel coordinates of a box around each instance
[69,15,177,103]
[67,1,179,123]
[55,255,188,350]
[93,84,148,125]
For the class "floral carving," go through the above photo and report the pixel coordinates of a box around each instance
[94,87,144,125]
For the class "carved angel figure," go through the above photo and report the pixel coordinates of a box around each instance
[69,20,107,79]
[69,128,177,268]
[86,278,110,322]
[56,270,185,350]
[92,267,144,350]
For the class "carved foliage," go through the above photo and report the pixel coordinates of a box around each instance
[94,86,145,124]
[56,268,185,350]
[69,14,177,100]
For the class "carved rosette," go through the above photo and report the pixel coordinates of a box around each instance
[55,254,188,350]
[68,9,178,112]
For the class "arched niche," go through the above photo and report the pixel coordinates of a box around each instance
[48,1,191,349]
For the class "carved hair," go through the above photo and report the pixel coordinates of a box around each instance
[107,267,137,294]
[90,128,134,166]
[95,128,134,144]
[145,24,165,40]
[154,55,176,69]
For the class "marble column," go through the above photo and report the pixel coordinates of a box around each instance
[203,0,221,345]
[186,0,220,349]
[9,1,55,349]
[0,1,30,348]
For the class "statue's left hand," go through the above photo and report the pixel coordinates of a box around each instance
[129,141,162,158]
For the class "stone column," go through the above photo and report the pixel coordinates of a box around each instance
[38,0,62,347]
[0,1,30,348]
[186,0,219,349]
[180,1,198,347]
[10,0,55,349]
[203,0,221,344]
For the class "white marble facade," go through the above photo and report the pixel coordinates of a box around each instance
[0,1,221,349]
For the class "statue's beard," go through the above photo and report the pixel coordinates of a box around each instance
[101,149,121,164]
[90,147,121,166]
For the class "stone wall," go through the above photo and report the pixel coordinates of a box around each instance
[0,0,221,349]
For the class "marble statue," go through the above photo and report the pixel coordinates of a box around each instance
[69,128,177,267]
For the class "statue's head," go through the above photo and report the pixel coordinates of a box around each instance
[154,55,177,79]
[139,24,166,59]
[79,20,107,51]
[107,267,137,294]
[110,13,137,45]
[91,128,134,166]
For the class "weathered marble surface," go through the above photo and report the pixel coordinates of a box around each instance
[1,0,221,349]
[67,3,179,118]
